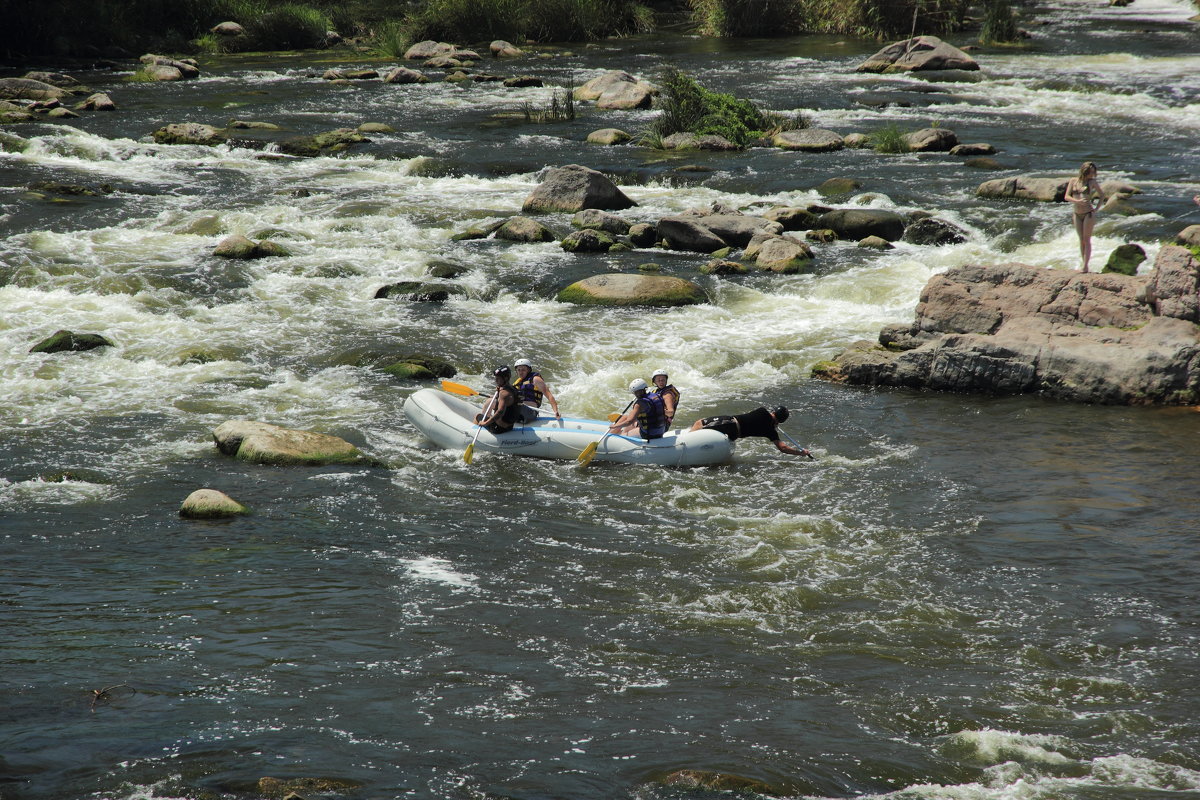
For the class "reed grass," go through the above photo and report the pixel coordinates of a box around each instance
[980,0,1019,44]
[688,0,970,38]
[647,67,787,149]
[870,124,910,154]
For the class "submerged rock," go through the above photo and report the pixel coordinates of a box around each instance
[212,421,369,466]
[179,489,250,519]
[522,164,636,214]
[814,248,1200,405]
[656,770,782,796]
[557,273,707,307]
[29,329,113,354]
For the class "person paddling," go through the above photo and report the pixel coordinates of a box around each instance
[688,405,810,457]
[650,369,679,428]
[475,366,520,434]
[1064,161,1107,273]
[609,379,668,441]
[513,358,560,422]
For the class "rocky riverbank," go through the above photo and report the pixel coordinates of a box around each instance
[814,245,1200,405]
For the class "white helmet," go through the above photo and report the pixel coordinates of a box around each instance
[514,358,533,369]
[628,378,648,394]
[651,369,668,379]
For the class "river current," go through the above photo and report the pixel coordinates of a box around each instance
[2,1,1200,799]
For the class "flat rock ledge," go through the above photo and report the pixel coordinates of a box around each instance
[213,420,369,466]
[813,246,1200,405]
[557,273,707,307]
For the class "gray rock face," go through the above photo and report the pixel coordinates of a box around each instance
[773,129,844,152]
[816,209,906,241]
[904,127,958,152]
[140,54,200,79]
[657,217,728,253]
[153,123,227,146]
[857,36,980,73]
[814,249,1200,405]
[404,41,456,60]
[660,132,739,151]
[695,214,782,247]
[574,70,656,109]
[903,217,969,246]
[750,235,815,273]
[976,176,1069,203]
[0,78,68,101]
[383,67,429,84]
[572,209,631,235]
[587,128,631,145]
[522,165,635,214]
[494,216,557,242]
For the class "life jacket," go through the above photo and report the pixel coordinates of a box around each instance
[652,383,679,421]
[515,370,543,406]
[635,392,667,440]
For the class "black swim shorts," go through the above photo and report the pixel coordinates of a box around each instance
[699,415,738,439]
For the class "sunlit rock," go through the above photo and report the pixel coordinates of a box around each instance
[179,489,249,519]
[904,127,958,152]
[657,216,727,253]
[586,128,631,145]
[153,122,226,146]
[773,128,844,152]
[749,234,816,273]
[211,21,245,36]
[573,70,655,109]
[29,330,113,354]
[1176,225,1200,249]
[403,41,456,60]
[660,132,739,150]
[816,208,906,241]
[557,273,707,307]
[950,142,995,156]
[212,421,368,466]
[522,164,636,213]
[139,54,200,79]
[561,228,617,252]
[1103,243,1146,276]
[858,235,893,249]
[490,40,523,58]
[494,216,557,242]
[383,67,428,84]
[76,92,116,111]
[857,35,980,73]
[0,77,68,101]
[903,217,969,246]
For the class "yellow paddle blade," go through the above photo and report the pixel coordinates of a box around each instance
[442,380,479,397]
[463,443,475,464]
[607,413,620,422]
[576,441,598,465]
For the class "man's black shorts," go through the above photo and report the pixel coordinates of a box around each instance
[699,415,738,439]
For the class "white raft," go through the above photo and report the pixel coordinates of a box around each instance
[404,388,733,467]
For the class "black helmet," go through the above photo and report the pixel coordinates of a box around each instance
[772,406,789,423]
[494,365,511,381]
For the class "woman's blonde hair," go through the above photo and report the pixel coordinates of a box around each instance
[1077,161,1098,182]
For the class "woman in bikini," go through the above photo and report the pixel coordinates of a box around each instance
[1065,161,1107,273]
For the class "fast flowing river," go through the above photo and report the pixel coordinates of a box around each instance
[3,1,1200,798]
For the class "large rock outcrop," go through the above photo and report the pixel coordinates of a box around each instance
[557,274,707,307]
[813,247,1200,405]
[212,421,370,465]
[857,36,980,73]
[573,70,655,110]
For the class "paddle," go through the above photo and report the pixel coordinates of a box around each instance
[463,390,497,465]
[779,430,815,460]
[441,379,479,397]
[577,398,636,466]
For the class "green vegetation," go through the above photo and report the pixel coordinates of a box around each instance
[870,123,910,154]
[687,0,970,38]
[402,0,652,45]
[646,67,806,149]
[522,81,577,123]
[243,3,330,49]
[369,19,410,59]
[980,0,1019,44]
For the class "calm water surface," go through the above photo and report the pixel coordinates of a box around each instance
[2,1,1200,798]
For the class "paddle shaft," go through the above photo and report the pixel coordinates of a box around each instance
[464,390,498,462]
[779,429,815,460]
[582,398,637,462]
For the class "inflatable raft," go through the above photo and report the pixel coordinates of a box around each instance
[404,388,734,467]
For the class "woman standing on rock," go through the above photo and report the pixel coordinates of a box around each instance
[1065,161,1107,273]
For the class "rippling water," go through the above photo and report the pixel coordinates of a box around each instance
[3,1,1200,798]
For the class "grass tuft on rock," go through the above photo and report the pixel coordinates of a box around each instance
[870,124,910,154]
[646,67,797,149]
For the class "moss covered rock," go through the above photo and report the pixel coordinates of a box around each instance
[561,228,617,252]
[30,329,112,354]
[179,489,250,519]
[557,273,707,307]
[212,421,368,466]
[1104,243,1146,276]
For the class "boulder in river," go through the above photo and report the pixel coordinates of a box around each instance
[494,216,557,242]
[75,92,116,111]
[557,273,707,307]
[586,128,631,145]
[213,234,290,259]
[749,234,816,273]
[30,329,113,354]
[490,40,523,58]
[139,54,200,79]
[404,40,456,60]
[902,217,969,246]
[0,78,68,101]
[655,770,781,796]
[857,35,980,73]
[153,123,227,146]
[814,247,1200,405]
[1175,225,1200,249]
[1103,243,1146,276]
[277,128,368,157]
[904,127,958,152]
[211,21,245,36]
[179,489,250,519]
[816,208,906,241]
[660,132,739,151]
[773,128,844,152]
[383,67,429,84]
[574,70,656,109]
[522,164,636,214]
[561,228,618,252]
[572,209,631,235]
[764,206,820,231]
[212,420,369,466]
[657,216,728,253]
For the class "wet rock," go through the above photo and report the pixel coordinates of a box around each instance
[696,214,782,247]
[857,35,980,73]
[657,217,728,253]
[76,92,116,111]
[858,235,894,249]
[574,70,656,109]
[701,259,749,275]
[746,233,815,272]
[383,66,429,84]
[404,41,456,60]
[0,131,29,151]
[211,21,245,35]
[950,142,995,156]
[660,132,739,151]
[585,128,633,145]
[153,123,227,146]
[277,128,367,157]
[495,216,557,242]
[806,228,838,242]
[903,217,969,246]
[213,421,368,466]
[817,208,906,241]
[381,354,457,379]
[27,180,113,196]
[23,71,86,90]
[764,206,820,231]
[256,777,362,798]
[904,127,958,152]
[557,273,707,307]
[843,132,871,148]
[561,228,618,252]
[451,219,504,240]
[45,107,79,119]
[143,65,184,81]
[213,234,290,259]
[139,54,200,79]
[0,77,69,101]
[966,157,1004,170]
[358,122,394,134]
[657,770,782,796]
[425,260,469,279]
[423,56,464,69]
[1,104,37,123]
[490,39,523,58]
[572,209,631,235]
[817,252,1200,405]
[1103,243,1146,276]
[817,177,862,196]
[628,222,657,248]
[323,68,378,80]
[228,119,279,130]
[1176,225,1200,249]
[976,175,1068,202]
[522,164,636,214]
[503,76,543,88]
[179,489,250,519]
[30,329,113,354]
[773,128,844,152]
[375,281,464,302]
